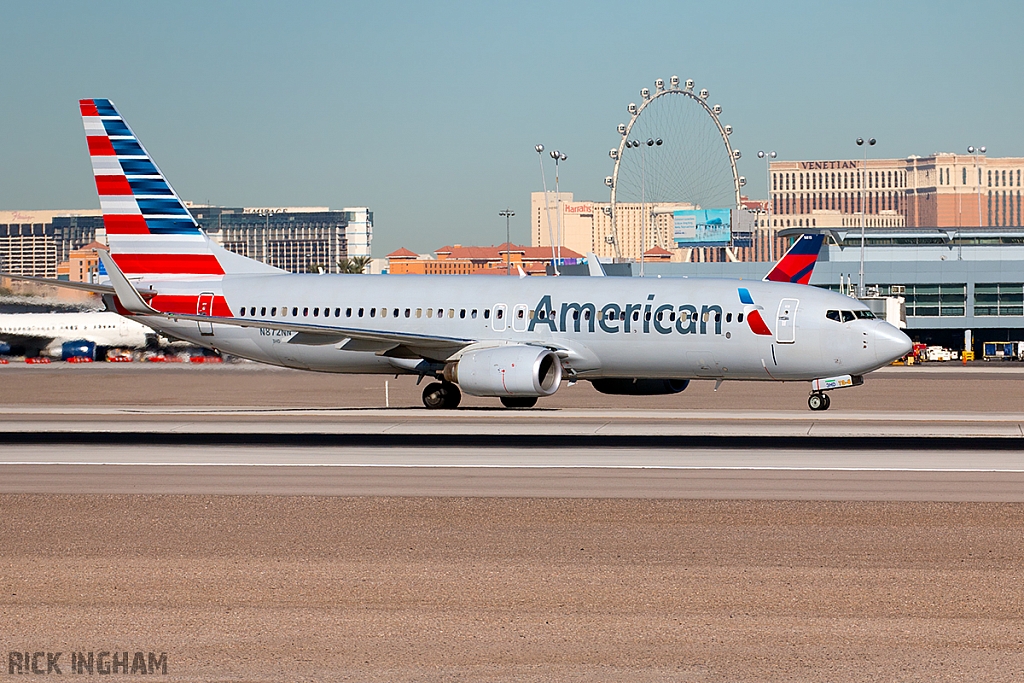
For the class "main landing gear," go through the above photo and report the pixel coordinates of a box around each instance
[808,392,831,411]
[422,381,462,409]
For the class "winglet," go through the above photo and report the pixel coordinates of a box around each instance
[586,252,606,277]
[97,251,159,315]
[763,233,825,284]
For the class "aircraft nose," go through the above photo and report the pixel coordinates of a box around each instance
[874,323,913,364]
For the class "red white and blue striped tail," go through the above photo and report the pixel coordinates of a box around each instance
[763,233,824,285]
[81,98,277,280]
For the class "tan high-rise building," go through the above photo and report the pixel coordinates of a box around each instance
[769,154,1024,229]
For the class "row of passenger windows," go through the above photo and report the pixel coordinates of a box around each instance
[240,306,496,320]
[238,306,747,325]
[825,309,876,322]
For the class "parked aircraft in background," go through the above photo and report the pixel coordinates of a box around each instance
[4,99,912,410]
[0,311,153,357]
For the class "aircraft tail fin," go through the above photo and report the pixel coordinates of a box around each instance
[80,98,279,280]
[763,233,824,285]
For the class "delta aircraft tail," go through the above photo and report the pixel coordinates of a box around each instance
[80,98,278,281]
[763,233,824,285]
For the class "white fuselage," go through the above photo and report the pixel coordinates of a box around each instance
[128,273,911,382]
[0,311,153,356]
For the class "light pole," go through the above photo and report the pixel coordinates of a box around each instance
[968,145,986,229]
[549,149,567,267]
[757,150,777,262]
[627,137,662,277]
[856,137,876,298]
[499,209,515,275]
[535,144,559,275]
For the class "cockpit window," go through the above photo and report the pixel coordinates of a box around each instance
[826,309,841,322]
[854,310,876,319]
[841,310,856,322]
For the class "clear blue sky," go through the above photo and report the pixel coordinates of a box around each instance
[1,1,1021,254]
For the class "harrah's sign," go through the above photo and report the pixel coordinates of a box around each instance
[798,160,860,170]
[563,204,593,214]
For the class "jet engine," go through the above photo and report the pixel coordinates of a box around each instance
[590,378,689,395]
[443,345,562,397]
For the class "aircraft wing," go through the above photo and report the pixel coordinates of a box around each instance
[0,272,117,295]
[95,251,475,351]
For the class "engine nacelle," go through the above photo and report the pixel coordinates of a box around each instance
[444,345,562,397]
[590,378,689,396]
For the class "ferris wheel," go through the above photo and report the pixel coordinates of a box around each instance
[605,75,744,258]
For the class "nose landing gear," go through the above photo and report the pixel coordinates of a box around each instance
[808,392,831,411]
[422,381,462,409]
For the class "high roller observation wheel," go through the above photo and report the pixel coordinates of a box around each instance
[605,76,745,258]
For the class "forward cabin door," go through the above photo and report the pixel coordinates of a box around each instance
[197,292,215,336]
[775,298,798,344]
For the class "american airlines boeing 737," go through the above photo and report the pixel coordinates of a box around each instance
[6,99,912,410]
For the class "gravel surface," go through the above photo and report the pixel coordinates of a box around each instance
[1,495,1022,681]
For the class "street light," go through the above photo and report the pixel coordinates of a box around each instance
[855,137,876,298]
[498,209,515,275]
[757,150,777,262]
[968,145,987,230]
[549,149,567,267]
[535,144,559,275]
[628,136,663,277]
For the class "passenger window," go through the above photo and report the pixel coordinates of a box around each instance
[334,308,341,317]
[496,309,504,319]
[726,312,732,323]
[670,311,676,321]
[427,309,433,318]
[346,308,352,317]
[358,308,364,317]
[436,309,444,319]
[416,308,422,318]
[271,307,277,316]
[471,309,478,318]
[633,311,640,321]
[715,312,721,323]
[826,310,841,322]
[313,308,319,317]
[393,308,399,318]
[449,308,455,318]
[460,309,466,319]
[644,311,651,321]
[404,308,411,318]
[261,307,267,316]
[380,308,386,318]
[518,309,525,319]
[370,308,376,318]
[303,307,309,317]
[484,309,490,319]
[292,307,298,316]
[584,310,591,320]
[841,310,855,323]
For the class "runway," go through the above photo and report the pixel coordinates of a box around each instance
[2,365,1023,499]
[1,407,1022,500]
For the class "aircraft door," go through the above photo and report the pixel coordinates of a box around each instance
[491,304,507,332]
[776,298,798,344]
[197,292,215,336]
[512,304,528,332]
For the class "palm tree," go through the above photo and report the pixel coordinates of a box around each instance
[338,256,372,274]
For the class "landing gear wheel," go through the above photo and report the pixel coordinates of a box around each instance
[422,381,462,409]
[808,392,830,411]
[500,396,538,409]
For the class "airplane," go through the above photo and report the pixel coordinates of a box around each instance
[5,98,912,410]
[0,310,153,358]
